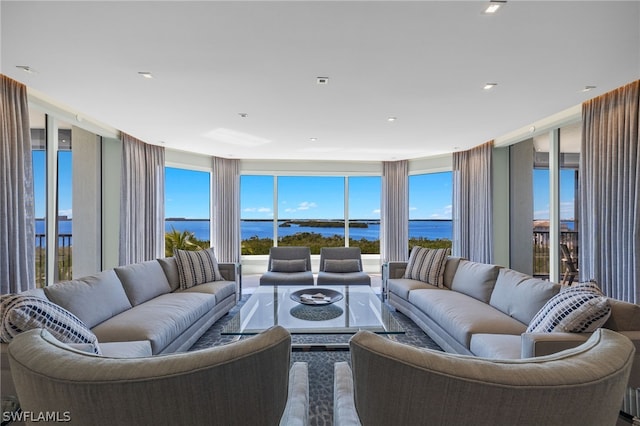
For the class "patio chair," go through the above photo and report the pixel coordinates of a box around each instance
[260,246,314,286]
[560,243,578,286]
[317,247,371,286]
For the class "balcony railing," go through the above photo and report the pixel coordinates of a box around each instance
[35,233,72,287]
[533,231,579,278]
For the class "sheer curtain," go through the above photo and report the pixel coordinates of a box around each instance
[119,134,165,265]
[381,160,409,262]
[580,80,639,303]
[1,75,35,293]
[212,156,240,263]
[452,141,493,263]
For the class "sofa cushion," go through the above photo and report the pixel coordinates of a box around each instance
[442,257,463,289]
[450,260,500,303]
[157,256,181,292]
[489,269,561,325]
[182,280,237,304]
[91,292,216,354]
[526,284,611,333]
[470,333,522,359]
[404,247,450,287]
[271,259,307,273]
[409,289,527,349]
[174,247,224,290]
[388,278,439,301]
[324,259,361,273]
[44,270,132,328]
[0,294,101,354]
[115,260,172,306]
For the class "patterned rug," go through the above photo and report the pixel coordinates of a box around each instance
[189,295,442,426]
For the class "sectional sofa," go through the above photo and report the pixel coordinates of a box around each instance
[1,253,239,399]
[385,256,640,388]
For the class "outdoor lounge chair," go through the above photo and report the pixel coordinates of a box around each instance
[317,247,370,286]
[260,246,314,286]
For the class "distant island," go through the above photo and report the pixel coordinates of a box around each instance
[279,220,368,229]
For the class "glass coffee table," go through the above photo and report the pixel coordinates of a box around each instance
[222,285,404,349]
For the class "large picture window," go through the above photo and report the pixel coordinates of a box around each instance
[241,175,274,255]
[348,176,381,254]
[165,167,211,256]
[408,172,453,250]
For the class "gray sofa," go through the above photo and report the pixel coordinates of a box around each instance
[9,326,308,426]
[334,328,635,426]
[385,257,640,388]
[1,256,239,399]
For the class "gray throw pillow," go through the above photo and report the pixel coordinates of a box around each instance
[324,259,361,273]
[271,259,307,272]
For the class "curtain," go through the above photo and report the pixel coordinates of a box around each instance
[580,80,639,303]
[452,141,494,263]
[0,75,35,293]
[212,156,240,263]
[119,134,165,265]
[381,160,409,262]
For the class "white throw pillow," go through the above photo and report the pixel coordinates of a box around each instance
[526,282,611,333]
[0,294,101,354]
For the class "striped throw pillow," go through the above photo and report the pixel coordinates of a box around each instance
[174,247,224,289]
[526,282,611,333]
[403,247,450,287]
[0,294,101,354]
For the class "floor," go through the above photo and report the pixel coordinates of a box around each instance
[240,273,383,294]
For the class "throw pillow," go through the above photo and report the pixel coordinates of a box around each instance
[271,259,307,273]
[562,280,603,295]
[403,247,450,287]
[324,259,361,273]
[526,282,611,333]
[174,247,224,290]
[0,294,101,354]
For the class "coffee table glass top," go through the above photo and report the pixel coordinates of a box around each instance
[222,285,404,335]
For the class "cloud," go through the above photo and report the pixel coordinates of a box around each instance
[244,207,272,213]
[372,208,381,214]
[297,201,317,211]
[409,206,418,211]
[58,209,72,219]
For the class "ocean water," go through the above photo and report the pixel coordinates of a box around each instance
[166,220,453,241]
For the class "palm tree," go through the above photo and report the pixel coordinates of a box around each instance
[165,227,202,257]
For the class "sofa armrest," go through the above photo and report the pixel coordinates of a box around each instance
[218,262,241,298]
[333,362,362,426]
[387,262,408,280]
[521,332,591,359]
[279,362,309,426]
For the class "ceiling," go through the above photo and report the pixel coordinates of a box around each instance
[2,1,639,162]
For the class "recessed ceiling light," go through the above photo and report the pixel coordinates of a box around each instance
[387,117,397,122]
[483,83,498,90]
[310,137,318,142]
[316,77,329,85]
[581,85,597,92]
[138,72,153,79]
[238,113,248,118]
[16,65,37,74]
[483,1,506,14]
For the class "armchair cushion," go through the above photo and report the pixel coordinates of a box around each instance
[324,259,361,273]
[271,259,307,273]
[174,247,224,289]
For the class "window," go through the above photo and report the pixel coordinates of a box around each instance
[532,123,580,279]
[348,176,381,254]
[277,176,345,253]
[31,110,46,287]
[241,175,274,255]
[408,172,453,250]
[165,167,211,256]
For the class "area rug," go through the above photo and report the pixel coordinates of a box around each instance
[189,296,442,426]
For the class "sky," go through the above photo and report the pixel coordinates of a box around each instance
[37,160,576,222]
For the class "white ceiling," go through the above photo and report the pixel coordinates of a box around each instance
[2,1,639,162]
